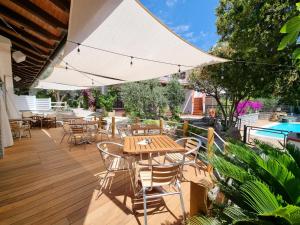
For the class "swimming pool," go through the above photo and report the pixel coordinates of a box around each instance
[254,123,300,139]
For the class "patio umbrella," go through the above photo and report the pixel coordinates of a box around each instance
[36,0,228,89]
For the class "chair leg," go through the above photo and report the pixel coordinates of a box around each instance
[177,182,186,222]
[96,171,110,199]
[60,133,66,143]
[143,188,148,225]
[28,129,31,138]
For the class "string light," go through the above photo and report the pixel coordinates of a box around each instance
[260,77,264,81]
[221,76,224,80]
[178,65,181,73]
[65,62,68,70]
[130,56,133,66]
[77,43,81,53]
[92,79,94,86]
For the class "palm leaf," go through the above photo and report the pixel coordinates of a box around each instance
[188,216,221,225]
[255,157,300,205]
[223,205,250,221]
[286,144,300,168]
[255,141,300,178]
[261,205,300,225]
[211,156,255,183]
[227,143,300,205]
[240,181,280,214]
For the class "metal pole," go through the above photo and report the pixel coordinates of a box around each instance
[243,125,247,143]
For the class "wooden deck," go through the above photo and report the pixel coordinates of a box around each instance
[0,128,211,225]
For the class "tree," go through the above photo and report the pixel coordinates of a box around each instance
[189,0,299,129]
[277,2,300,108]
[190,141,300,225]
[165,77,185,120]
[278,2,300,67]
[98,88,117,112]
[120,79,167,119]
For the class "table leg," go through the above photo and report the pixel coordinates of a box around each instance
[148,153,152,166]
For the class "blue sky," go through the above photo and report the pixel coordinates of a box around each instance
[140,0,220,51]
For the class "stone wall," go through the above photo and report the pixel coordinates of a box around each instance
[238,113,259,128]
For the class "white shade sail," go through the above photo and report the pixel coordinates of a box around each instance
[37,0,228,89]
[36,80,90,90]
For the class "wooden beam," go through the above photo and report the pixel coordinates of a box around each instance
[0,25,54,51]
[50,0,70,13]
[17,57,44,66]
[0,5,60,41]
[11,41,48,58]
[0,29,50,55]
[12,42,47,63]
[11,0,68,30]
[14,66,40,74]
[13,69,37,77]
[12,63,41,69]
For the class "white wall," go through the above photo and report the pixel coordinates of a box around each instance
[0,35,20,119]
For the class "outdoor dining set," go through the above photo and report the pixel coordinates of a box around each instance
[58,118,203,225]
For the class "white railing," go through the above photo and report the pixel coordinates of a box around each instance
[51,102,67,110]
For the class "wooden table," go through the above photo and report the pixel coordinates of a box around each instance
[123,135,185,165]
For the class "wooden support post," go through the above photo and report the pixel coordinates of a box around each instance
[224,142,229,155]
[190,182,209,216]
[98,116,102,129]
[159,118,163,135]
[111,116,115,138]
[207,127,214,173]
[183,120,189,137]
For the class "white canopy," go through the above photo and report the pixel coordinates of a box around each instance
[36,0,228,89]
[36,80,90,90]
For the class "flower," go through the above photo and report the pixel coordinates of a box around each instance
[236,100,263,116]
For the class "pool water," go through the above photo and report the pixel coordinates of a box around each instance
[254,123,300,139]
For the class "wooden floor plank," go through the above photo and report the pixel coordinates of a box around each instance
[0,128,211,225]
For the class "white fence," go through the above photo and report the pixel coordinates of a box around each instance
[14,95,51,111]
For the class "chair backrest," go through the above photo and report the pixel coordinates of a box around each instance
[96,142,124,171]
[151,163,181,187]
[70,126,84,134]
[22,111,32,118]
[10,121,20,130]
[117,123,130,139]
[62,123,71,133]
[176,137,201,162]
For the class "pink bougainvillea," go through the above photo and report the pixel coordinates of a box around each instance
[236,100,263,116]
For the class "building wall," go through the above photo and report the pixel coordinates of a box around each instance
[181,90,193,114]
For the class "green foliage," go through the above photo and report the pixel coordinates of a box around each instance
[98,88,117,112]
[120,79,167,119]
[92,88,102,109]
[189,0,299,129]
[193,141,300,224]
[165,77,185,119]
[256,98,279,111]
[35,89,51,99]
[189,216,221,225]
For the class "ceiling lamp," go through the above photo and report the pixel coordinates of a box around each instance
[12,51,26,63]
[14,76,21,82]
